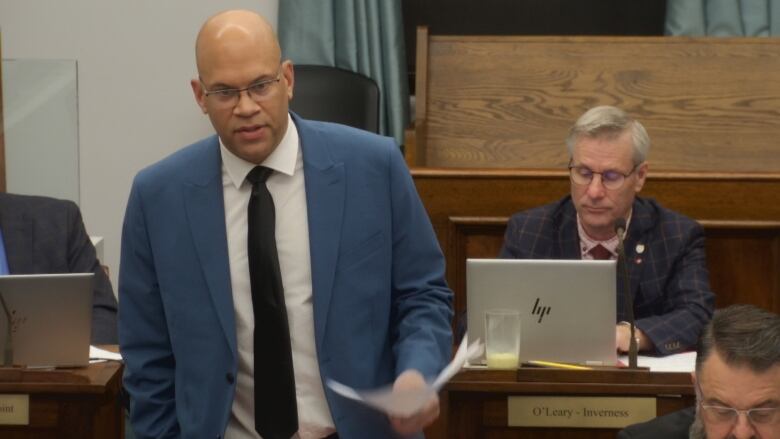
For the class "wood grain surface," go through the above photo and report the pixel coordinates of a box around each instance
[414,33,780,172]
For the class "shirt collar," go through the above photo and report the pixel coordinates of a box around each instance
[576,210,632,257]
[220,113,300,189]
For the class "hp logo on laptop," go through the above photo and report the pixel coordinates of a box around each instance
[531,298,551,323]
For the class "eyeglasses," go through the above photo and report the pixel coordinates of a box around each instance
[568,161,639,190]
[699,403,780,426]
[201,67,282,108]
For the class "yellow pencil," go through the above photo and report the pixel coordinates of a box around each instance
[525,360,592,370]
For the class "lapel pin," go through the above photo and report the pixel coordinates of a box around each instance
[635,243,645,254]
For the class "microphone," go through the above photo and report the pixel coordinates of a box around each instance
[614,218,638,369]
[0,290,13,367]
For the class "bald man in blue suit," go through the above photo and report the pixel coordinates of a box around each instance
[119,10,452,439]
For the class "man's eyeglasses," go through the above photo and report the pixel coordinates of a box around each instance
[202,68,282,108]
[699,403,780,427]
[568,161,639,190]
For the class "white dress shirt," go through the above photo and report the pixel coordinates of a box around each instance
[222,115,335,439]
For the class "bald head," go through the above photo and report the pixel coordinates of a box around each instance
[190,9,294,164]
[195,10,280,78]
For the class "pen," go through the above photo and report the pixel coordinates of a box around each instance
[523,360,592,370]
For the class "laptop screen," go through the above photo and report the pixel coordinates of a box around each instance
[467,259,617,366]
[0,273,93,368]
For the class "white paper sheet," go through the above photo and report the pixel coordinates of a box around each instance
[618,351,696,372]
[89,345,123,363]
[326,336,484,417]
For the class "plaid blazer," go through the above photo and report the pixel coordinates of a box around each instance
[500,196,714,355]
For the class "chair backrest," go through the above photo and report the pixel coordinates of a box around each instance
[290,65,380,134]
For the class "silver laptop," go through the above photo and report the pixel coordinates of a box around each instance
[467,259,617,366]
[0,273,93,368]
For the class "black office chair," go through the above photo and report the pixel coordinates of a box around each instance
[290,65,381,134]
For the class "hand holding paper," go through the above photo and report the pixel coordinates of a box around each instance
[325,336,484,418]
[388,370,440,435]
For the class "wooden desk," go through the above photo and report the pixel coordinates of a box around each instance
[0,361,124,439]
[428,367,694,439]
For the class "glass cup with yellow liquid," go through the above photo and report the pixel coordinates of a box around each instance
[485,309,521,369]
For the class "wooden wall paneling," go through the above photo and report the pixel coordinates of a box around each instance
[413,34,780,172]
[447,217,505,322]
[401,0,668,94]
[413,169,780,225]
[701,222,780,312]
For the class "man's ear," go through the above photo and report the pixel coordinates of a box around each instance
[191,79,209,114]
[282,60,294,101]
[634,162,649,193]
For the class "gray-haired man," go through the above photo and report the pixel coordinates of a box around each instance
[500,105,715,355]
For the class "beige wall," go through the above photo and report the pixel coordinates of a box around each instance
[0,1,279,292]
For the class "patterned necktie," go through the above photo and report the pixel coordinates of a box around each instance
[588,244,613,260]
[246,166,298,439]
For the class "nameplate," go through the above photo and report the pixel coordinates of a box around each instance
[0,394,30,425]
[508,396,656,428]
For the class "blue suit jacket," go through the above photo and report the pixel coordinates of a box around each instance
[119,116,453,439]
[500,196,714,355]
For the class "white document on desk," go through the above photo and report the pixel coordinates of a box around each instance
[89,345,123,363]
[618,351,696,372]
[326,336,483,417]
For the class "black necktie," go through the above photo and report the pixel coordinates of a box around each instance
[246,166,298,439]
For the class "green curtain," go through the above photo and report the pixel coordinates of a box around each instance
[278,0,409,147]
[666,0,780,35]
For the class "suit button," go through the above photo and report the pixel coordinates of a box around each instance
[226,373,235,384]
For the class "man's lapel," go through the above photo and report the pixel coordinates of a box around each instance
[182,137,237,358]
[296,115,345,351]
[555,199,582,259]
[0,196,34,273]
[619,198,653,314]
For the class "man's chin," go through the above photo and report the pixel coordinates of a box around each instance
[226,140,274,164]
[580,213,614,229]
[579,217,619,239]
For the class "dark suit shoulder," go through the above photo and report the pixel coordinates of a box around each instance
[501,197,573,258]
[138,135,219,175]
[618,406,694,438]
[507,198,567,228]
[0,193,79,226]
[637,197,696,223]
[0,192,77,212]
[635,197,703,239]
[132,135,221,193]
